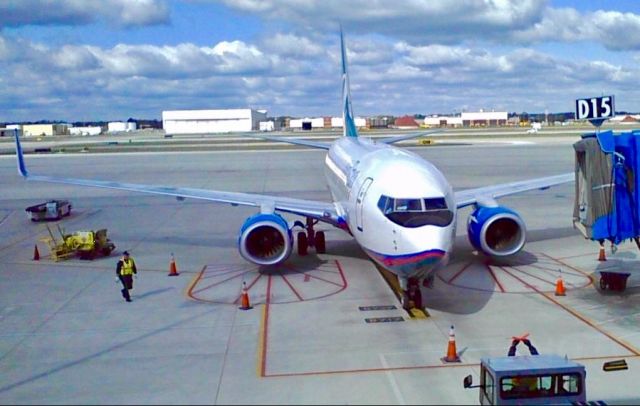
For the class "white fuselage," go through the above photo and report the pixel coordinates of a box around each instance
[324,137,457,280]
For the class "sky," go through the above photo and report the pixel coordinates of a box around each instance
[1,0,640,122]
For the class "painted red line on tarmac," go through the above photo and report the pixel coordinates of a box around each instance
[335,260,348,289]
[509,266,556,287]
[499,266,640,356]
[192,270,245,295]
[526,262,564,273]
[447,262,472,284]
[280,272,304,301]
[499,266,537,291]
[298,272,343,287]
[200,267,247,280]
[539,252,595,287]
[234,273,263,304]
[485,263,505,293]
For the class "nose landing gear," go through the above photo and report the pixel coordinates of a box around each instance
[295,217,326,256]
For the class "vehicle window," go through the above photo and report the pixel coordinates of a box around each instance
[482,368,495,404]
[501,375,540,399]
[500,373,582,399]
[377,195,453,228]
[558,374,581,395]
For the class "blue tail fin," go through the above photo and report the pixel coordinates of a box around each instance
[340,29,358,138]
[14,129,28,177]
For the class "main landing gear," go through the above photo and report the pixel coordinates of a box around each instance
[295,217,326,256]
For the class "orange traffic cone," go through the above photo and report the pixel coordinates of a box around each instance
[33,244,40,261]
[598,245,606,261]
[555,276,566,296]
[168,253,179,276]
[441,325,461,363]
[239,282,252,310]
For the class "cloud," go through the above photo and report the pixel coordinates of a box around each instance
[212,0,640,51]
[215,0,547,43]
[513,8,640,51]
[2,29,640,122]
[0,0,170,28]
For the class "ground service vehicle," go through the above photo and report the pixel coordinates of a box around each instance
[25,200,72,221]
[464,338,587,405]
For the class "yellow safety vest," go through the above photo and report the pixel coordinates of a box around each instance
[120,258,134,275]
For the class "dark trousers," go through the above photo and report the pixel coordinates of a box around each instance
[118,274,133,301]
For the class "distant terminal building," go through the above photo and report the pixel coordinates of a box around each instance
[22,124,69,136]
[461,111,508,127]
[162,108,267,134]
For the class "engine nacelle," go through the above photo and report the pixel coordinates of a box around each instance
[467,205,526,257]
[238,213,293,265]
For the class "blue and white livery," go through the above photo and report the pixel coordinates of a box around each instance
[14,30,573,308]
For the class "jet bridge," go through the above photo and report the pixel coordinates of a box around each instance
[573,129,640,249]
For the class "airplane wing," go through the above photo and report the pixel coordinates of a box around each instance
[378,129,443,145]
[454,173,574,209]
[13,133,342,226]
[241,133,331,150]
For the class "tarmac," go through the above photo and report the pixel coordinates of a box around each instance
[1,132,639,404]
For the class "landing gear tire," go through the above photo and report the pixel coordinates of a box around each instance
[315,231,326,254]
[402,291,411,310]
[297,231,308,256]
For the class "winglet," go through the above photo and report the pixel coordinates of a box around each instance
[340,28,358,138]
[14,129,29,177]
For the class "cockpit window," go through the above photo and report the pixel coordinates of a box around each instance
[377,195,453,228]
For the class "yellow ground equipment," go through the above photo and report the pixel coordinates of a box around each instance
[40,225,116,261]
[418,138,433,145]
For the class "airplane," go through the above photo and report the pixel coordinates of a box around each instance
[14,30,573,308]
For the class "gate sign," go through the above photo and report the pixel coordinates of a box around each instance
[575,95,615,120]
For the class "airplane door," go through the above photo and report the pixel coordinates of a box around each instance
[356,177,373,232]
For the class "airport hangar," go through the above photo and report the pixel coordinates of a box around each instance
[160,108,511,135]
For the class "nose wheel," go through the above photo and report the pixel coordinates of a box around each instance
[296,217,326,256]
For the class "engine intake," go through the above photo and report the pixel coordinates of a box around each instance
[238,213,293,265]
[467,205,526,257]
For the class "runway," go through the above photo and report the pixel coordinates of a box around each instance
[1,135,639,404]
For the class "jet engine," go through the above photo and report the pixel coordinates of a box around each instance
[238,213,293,265]
[467,205,526,257]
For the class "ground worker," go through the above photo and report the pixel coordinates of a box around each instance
[116,251,137,302]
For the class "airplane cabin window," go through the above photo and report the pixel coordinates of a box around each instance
[377,195,453,228]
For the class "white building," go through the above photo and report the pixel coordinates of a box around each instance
[259,121,275,132]
[162,109,267,134]
[461,111,508,126]
[108,122,127,132]
[69,126,102,136]
[330,117,367,128]
[424,116,463,127]
[289,117,325,130]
